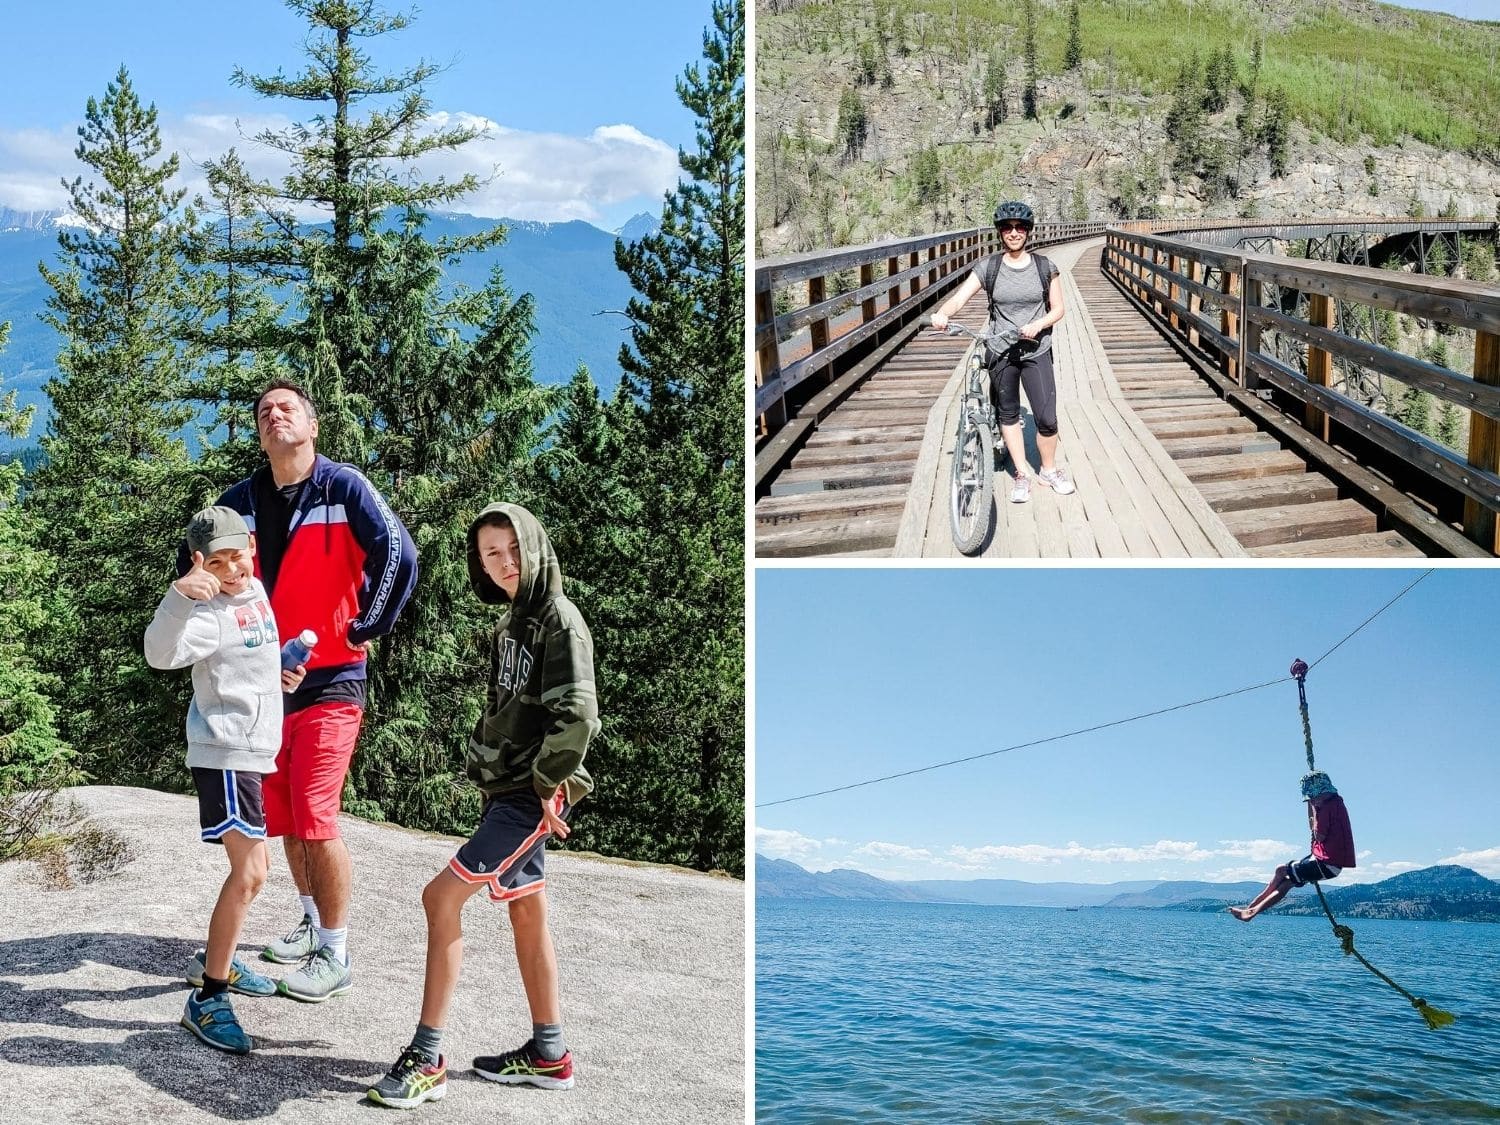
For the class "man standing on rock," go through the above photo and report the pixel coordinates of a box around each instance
[202,380,417,1001]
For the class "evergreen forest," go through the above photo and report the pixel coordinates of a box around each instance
[0,0,746,876]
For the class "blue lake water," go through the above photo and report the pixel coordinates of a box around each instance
[756,899,1500,1123]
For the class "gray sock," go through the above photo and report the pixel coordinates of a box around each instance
[411,1022,443,1066]
[533,1022,565,1061]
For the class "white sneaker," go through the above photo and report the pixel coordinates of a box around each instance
[1038,467,1075,495]
[1009,473,1031,503]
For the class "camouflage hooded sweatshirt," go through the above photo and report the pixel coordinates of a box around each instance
[465,502,597,806]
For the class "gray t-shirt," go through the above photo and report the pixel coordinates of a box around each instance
[973,253,1058,357]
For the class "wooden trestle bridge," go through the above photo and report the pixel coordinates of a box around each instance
[754,218,1500,559]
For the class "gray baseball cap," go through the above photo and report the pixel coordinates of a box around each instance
[186,505,251,557]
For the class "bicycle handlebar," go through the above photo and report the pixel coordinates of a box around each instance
[920,318,1019,348]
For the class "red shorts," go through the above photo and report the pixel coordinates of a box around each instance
[262,702,363,841]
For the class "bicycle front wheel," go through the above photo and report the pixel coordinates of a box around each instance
[949,410,994,555]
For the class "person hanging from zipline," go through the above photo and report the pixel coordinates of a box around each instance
[1230,770,1356,921]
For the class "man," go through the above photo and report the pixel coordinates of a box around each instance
[206,380,418,1001]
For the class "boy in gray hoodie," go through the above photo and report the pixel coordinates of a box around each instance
[368,502,598,1110]
[144,506,307,1054]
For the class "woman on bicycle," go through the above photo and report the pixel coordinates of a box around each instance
[931,201,1073,502]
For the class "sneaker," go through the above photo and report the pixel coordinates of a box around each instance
[1009,473,1031,503]
[262,913,318,964]
[473,1039,575,1091]
[277,946,352,1003]
[1038,467,1076,495]
[181,990,253,1055]
[367,1046,448,1109]
[186,950,277,997]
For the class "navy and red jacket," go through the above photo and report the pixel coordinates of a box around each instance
[210,455,417,695]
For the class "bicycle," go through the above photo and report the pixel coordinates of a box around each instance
[924,319,1022,555]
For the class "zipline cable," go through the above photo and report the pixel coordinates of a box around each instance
[757,570,1435,811]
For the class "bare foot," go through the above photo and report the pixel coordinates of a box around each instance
[1229,906,1254,922]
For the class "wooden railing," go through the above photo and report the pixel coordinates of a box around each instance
[754,221,1108,425]
[1102,222,1500,553]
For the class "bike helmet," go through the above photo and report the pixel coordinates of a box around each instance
[993,200,1035,229]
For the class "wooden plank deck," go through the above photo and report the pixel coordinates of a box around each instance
[756,236,1430,558]
[1070,244,1424,559]
[902,239,1247,558]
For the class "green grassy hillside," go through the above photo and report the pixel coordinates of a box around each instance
[756,0,1500,254]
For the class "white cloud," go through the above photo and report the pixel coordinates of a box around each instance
[0,109,680,225]
[1206,865,1272,883]
[754,827,828,864]
[1440,846,1500,878]
[948,839,1218,867]
[852,841,938,863]
[1214,839,1299,863]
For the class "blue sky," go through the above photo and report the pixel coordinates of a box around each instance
[755,567,1500,887]
[0,0,713,230]
[1388,0,1497,18]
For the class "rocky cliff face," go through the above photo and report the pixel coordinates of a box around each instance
[756,1,1500,256]
[0,208,67,232]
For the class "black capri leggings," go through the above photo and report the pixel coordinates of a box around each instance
[987,347,1058,437]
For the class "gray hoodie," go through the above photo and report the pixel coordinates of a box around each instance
[143,577,283,774]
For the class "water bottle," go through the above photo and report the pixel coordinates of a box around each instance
[281,629,317,672]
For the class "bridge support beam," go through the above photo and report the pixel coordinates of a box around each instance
[1221,270,1238,384]
[1187,260,1202,349]
[1466,330,1500,554]
[756,288,785,434]
[1306,292,1335,442]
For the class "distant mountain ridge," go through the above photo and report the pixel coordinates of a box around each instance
[757,856,1500,922]
[899,876,1161,908]
[756,856,938,901]
[0,209,660,449]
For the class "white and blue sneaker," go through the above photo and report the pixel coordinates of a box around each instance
[181,990,253,1054]
[186,950,277,997]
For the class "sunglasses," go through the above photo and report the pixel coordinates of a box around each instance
[998,223,1029,233]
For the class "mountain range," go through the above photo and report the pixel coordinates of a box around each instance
[756,856,1500,922]
[0,208,659,448]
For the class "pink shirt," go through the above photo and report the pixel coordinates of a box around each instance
[1310,794,1356,868]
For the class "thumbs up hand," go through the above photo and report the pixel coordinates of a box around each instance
[173,551,222,601]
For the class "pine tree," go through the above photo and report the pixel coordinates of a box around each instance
[838,88,869,161]
[1236,38,1263,155]
[1203,46,1234,114]
[227,0,502,463]
[1261,86,1291,178]
[912,146,944,208]
[184,148,291,485]
[29,67,200,786]
[0,322,74,822]
[1436,401,1463,448]
[1023,0,1040,120]
[1065,0,1083,72]
[343,210,554,833]
[571,0,744,874]
[983,46,1008,131]
[1396,384,1434,436]
[1167,54,1205,179]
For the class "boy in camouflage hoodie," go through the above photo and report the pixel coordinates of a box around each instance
[369,502,598,1109]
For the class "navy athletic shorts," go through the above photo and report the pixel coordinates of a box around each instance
[191,767,267,844]
[449,789,571,903]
